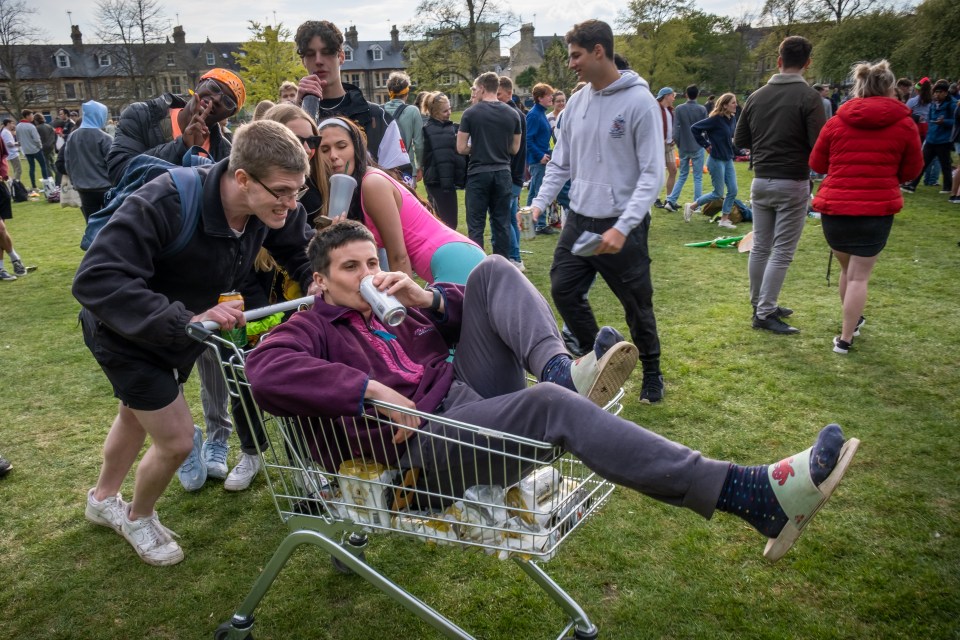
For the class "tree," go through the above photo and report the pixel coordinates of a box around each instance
[404,0,518,90]
[617,0,695,88]
[0,0,44,117]
[536,39,576,94]
[806,0,883,24]
[761,0,808,36]
[893,0,960,79]
[676,11,751,93]
[235,22,302,109]
[514,66,537,91]
[814,10,907,82]
[94,0,169,103]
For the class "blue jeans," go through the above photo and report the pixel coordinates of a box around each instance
[667,148,705,205]
[509,182,522,261]
[923,156,941,186]
[695,156,737,214]
[24,151,49,189]
[527,163,547,230]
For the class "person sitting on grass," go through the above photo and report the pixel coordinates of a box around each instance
[245,221,860,562]
[73,121,315,566]
[317,116,485,285]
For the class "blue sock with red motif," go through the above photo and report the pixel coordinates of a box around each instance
[716,424,844,537]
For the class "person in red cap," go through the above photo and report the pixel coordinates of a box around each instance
[106,68,246,184]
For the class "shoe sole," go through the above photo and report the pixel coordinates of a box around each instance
[120,528,185,566]
[224,476,257,491]
[763,438,860,562]
[85,504,124,533]
[585,342,638,407]
[638,390,664,405]
[753,325,800,334]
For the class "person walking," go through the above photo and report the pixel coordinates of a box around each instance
[664,85,708,214]
[809,60,923,354]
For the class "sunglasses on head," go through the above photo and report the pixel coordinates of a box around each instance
[297,135,322,150]
[196,79,237,113]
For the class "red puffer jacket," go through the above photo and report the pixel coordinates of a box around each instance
[810,97,923,216]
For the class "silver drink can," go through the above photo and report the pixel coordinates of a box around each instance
[359,275,407,326]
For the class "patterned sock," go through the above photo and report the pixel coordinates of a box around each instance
[541,354,575,392]
[716,424,844,537]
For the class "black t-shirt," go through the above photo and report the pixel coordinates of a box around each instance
[459,100,521,175]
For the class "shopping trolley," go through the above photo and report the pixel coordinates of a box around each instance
[187,298,623,640]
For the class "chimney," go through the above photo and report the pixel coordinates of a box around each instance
[71,25,83,49]
[520,23,534,47]
[390,25,400,50]
[173,25,186,45]
[346,25,359,50]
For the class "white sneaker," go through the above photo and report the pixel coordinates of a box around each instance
[509,259,526,273]
[718,219,737,230]
[85,488,127,533]
[683,203,694,222]
[224,453,261,491]
[120,507,184,566]
[570,327,639,407]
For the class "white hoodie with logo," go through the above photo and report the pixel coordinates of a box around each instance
[532,71,664,237]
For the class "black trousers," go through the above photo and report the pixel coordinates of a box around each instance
[77,189,108,222]
[464,169,512,257]
[426,184,459,230]
[550,212,661,374]
[908,142,953,191]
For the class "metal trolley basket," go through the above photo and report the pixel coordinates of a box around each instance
[188,299,622,640]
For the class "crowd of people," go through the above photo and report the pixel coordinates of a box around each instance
[6,16,953,584]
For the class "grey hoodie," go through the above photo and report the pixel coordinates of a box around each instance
[532,71,664,236]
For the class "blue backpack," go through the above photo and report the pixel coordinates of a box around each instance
[80,146,212,255]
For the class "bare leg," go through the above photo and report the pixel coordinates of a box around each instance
[92,394,195,519]
[833,250,850,306]
[839,254,879,343]
[0,219,12,257]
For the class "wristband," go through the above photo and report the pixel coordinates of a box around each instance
[427,287,441,312]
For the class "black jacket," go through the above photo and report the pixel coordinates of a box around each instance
[507,101,527,187]
[107,93,232,185]
[314,83,394,165]
[421,118,466,191]
[73,160,314,371]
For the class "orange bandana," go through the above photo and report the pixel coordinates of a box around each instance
[200,68,246,110]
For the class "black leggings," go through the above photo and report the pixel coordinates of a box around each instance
[908,142,953,191]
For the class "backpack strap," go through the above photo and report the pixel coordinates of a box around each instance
[392,103,407,121]
[161,167,203,259]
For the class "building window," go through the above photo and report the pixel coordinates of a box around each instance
[167,53,175,66]
[171,76,182,94]
[0,88,7,102]
[57,54,70,68]
[24,88,35,101]
[374,73,382,88]
[98,54,111,67]
[440,74,454,86]
[371,45,383,61]
[344,46,353,62]
[64,83,77,100]
[206,52,215,65]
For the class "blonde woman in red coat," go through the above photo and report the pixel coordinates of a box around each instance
[809,60,923,354]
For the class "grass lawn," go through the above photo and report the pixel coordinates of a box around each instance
[0,166,958,639]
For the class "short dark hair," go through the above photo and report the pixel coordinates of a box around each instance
[295,20,343,57]
[933,79,950,92]
[2,119,12,126]
[497,75,513,92]
[478,72,499,94]
[20,109,32,118]
[685,84,699,100]
[566,20,614,61]
[896,77,913,88]
[307,220,376,275]
[613,53,630,70]
[779,36,812,70]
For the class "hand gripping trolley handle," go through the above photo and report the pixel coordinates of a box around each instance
[188,298,623,640]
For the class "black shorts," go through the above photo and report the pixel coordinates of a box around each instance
[0,182,12,220]
[80,311,192,411]
[821,213,894,257]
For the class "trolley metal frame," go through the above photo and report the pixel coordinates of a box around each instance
[188,299,621,640]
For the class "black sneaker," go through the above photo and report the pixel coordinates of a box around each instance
[653,199,665,209]
[833,336,853,354]
[752,314,800,334]
[663,201,679,213]
[900,185,916,193]
[11,259,27,277]
[0,268,16,282]
[639,373,664,404]
[752,305,793,319]
[535,226,557,235]
[949,196,960,204]
[0,456,10,477]
[853,315,865,337]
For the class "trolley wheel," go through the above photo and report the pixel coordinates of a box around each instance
[214,621,253,640]
[569,626,598,640]
[330,550,365,575]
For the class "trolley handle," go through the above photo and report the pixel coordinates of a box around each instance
[186,295,315,340]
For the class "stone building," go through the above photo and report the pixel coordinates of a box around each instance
[339,25,407,105]
[506,23,563,81]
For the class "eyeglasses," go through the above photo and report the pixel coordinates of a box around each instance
[297,135,322,150]
[196,79,237,113]
[250,174,309,204]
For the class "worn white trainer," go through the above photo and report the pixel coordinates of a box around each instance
[120,507,184,566]
[224,453,261,491]
[570,327,639,407]
[85,488,127,533]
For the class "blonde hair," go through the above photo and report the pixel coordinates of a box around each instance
[710,92,737,118]
[421,91,450,119]
[261,103,328,229]
[850,60,896,99]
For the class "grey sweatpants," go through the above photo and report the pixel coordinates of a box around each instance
[195,347,233,445]
[413,256,729,519]
[748,178,810,319]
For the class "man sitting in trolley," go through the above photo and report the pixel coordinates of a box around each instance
[246,221,860,561]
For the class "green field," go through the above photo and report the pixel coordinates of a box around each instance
[1,169,958,639]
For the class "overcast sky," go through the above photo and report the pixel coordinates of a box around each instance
[33,0,760,51]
